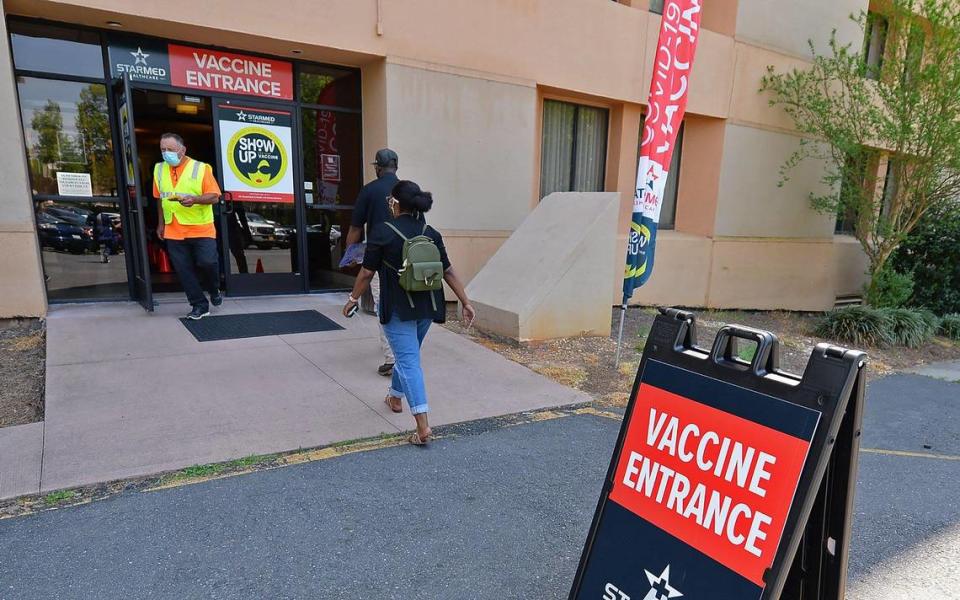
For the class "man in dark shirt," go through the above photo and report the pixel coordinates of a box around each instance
[345,148,405,376]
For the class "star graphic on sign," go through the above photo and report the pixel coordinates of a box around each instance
[130,47,150,65]
[643,565,683,600]
[645,165,660,191]
[236,111,247,122]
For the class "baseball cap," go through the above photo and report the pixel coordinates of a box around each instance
[372,148,399,167]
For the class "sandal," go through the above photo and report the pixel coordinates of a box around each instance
[384,395,403,413]
[408,431,431,446]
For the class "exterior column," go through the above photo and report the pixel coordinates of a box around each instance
[0,3,47,318]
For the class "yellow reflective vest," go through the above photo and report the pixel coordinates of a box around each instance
[154,158,214,226]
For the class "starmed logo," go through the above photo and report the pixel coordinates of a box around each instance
[130,47,150,65]
[643,565,683,600]
[115,45,167,81]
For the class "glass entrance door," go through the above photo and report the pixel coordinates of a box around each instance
[113,75,154,311]
[213,99,304,295]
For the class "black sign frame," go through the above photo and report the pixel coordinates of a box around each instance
[570,308,866,600]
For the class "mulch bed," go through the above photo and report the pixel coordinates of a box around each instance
[445,307,960,408]
[0,319,45,428]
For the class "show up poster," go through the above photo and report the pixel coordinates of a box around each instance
[217,105,294,203]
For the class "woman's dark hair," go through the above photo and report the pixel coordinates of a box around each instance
[391,180,433,214]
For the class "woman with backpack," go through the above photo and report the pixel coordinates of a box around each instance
[342,180,476,446]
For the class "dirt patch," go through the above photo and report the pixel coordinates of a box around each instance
[0,319,45,428]
[445,307,960,406]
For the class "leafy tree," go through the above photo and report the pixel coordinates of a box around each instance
[30,99,63,168]
[76,85,116,195]
[760,0,960,302]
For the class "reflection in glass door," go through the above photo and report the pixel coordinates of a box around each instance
[17,75,132,301]
[300,108,362,291]
[214,100,304,295]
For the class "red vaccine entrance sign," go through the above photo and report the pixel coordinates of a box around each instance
[168,44,294,100]
[610,382,812,587]
[572,359,821,600]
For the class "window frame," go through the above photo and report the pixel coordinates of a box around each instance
[9,18,123,204]
[539,98,610,199]
[835,152,875,235]
[863,11,889,80]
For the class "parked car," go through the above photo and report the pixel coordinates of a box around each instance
[44,205,92,227]
[245,212,276,250]
[36,212,96,254]
[267,219,294,249]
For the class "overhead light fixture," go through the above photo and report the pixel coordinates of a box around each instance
[176,104,199,115]
[106,21,123,28]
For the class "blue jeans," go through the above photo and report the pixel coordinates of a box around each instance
[382,316,431,415]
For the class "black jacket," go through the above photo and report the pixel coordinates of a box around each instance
[362,214,451,324]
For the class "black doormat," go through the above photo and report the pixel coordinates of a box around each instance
[180,310,344,342]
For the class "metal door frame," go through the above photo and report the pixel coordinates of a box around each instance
[211,96,307,296]
[111,74,154,311]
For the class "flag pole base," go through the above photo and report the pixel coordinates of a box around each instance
[614,303,628,368]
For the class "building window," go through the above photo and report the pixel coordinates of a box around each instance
[903,23,925,84]
[300,109,363,290]
[17,77,117,197]
[9,20,104,78]
[539,99,609,199]
[649,0,665,14]
[880,158,899,220]
[863,12,888,80]
[836,153,873,234]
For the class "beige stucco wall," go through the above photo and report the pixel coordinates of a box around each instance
[628,232,712,308]
[715,124,836,238]
[833,235,871,297]
[736,0,869,58]
[707,238,837,310]
[0,5,46,317]
[382,61,537,232]
[8,0,736,115]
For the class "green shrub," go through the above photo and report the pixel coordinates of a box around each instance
[864,265,914,308]
[940,314,960,340]
[891,204,960,314]
[879,308,935,348]
[916,309,941,333]
[815,306,893,347]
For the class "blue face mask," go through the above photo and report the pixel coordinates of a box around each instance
[162,151,181,167]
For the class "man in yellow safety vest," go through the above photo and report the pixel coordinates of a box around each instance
[153,132,223,320]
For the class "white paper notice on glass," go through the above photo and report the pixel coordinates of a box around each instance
[56,172,93,197]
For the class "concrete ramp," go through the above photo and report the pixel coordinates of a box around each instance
[466,192,620,342]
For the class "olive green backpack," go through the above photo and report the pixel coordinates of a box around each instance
[383,222,444,309]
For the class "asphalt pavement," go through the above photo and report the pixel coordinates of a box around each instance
[0,374,957,599]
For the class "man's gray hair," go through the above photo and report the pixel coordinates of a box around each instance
[160,132,185,147]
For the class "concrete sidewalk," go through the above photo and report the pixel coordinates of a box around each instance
[0,295,588,500]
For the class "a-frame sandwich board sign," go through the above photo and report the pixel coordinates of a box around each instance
[570,308,867,600]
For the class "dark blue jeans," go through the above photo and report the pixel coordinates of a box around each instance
[166,237,219,310]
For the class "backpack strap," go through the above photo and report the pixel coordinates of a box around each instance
[384,222,408,241]
[381,221,406,273]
